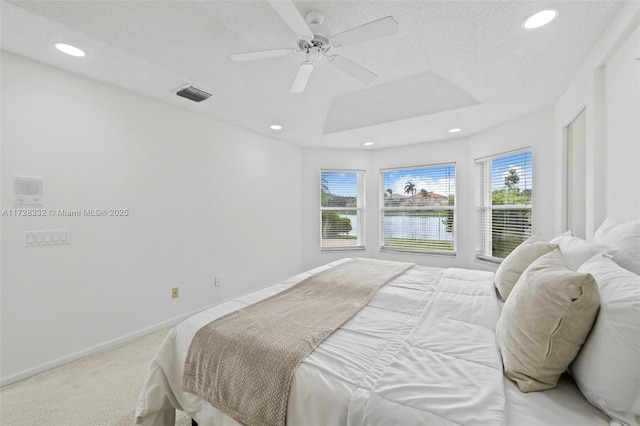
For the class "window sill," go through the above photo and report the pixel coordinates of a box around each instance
[475,254,503,265]
[380,246,456,257]
[321,246,366,252]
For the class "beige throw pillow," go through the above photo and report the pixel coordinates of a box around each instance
[496,249,600,392]
[495,234,557,301]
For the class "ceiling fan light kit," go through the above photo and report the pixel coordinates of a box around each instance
[230,1,399,93]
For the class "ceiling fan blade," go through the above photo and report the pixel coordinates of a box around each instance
[329,55,377,85]
[230,48,298,62]
[331,16,399,47]
[268,0,313,40]
[291,61,315,93]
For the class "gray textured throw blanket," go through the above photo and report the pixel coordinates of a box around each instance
[182,258,414,426]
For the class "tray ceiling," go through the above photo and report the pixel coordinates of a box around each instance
[1,0,623,149]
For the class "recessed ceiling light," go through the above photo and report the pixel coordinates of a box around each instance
[523,10,557,29]
[55,42,86,57]
[448,128,461,133]
[363,142,374,146]
[270,124,283,130]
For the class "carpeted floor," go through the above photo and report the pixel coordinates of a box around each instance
[0,328,191,425]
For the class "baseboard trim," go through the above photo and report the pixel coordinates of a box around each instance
[0,277,290,388]
[0,308,204,388]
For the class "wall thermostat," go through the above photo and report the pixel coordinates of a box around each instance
[13,176,45,206]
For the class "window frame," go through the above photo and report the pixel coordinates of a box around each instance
[475,148,533,263]
[379,163,457,255]
[320,169,366,251]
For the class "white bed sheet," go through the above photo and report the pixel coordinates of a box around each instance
[504,374,611,425]
[135,259,611,426]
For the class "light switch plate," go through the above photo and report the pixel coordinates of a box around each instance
[24,229,70,247]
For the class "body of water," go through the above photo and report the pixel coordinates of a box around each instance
[342,214,453,240]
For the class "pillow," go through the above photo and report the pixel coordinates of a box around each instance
[496,249,600,392]
[550,231,613,270]
[571,253,640,425]
[593,217,640,274]
[494,234,558,300]
[612,250,640,275]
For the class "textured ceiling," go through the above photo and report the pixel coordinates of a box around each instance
[0,0,623,149]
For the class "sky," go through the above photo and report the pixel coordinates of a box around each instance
[322,152,530,198]
[321,171,359,197]
[383,165,456,197]
[491,151,533,191]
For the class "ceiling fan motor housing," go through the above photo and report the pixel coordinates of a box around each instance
[298,11,331,55]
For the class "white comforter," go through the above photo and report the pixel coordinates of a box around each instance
[135,259,609,426]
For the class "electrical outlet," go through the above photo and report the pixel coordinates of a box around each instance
[171,287,179,298]
[214,277,221,287]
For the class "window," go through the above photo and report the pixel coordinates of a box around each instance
[380,164,456,253]
[320,170,365,250]
[475,149,533,261]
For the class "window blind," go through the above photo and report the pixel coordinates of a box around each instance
[475,149,532,261]
[320,170,365,250]
[380,164,456,253]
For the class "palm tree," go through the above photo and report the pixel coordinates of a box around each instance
[321,176,330,194]
[321,175,330,206]
[404,181,416,203]
[404,182,416,195]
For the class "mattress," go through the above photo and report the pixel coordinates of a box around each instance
[135,259,611,426]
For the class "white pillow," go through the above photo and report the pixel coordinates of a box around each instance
[494,234,558,301]
[593,217,640,274]
[550,231,613,270]
[572,253,640,425]
[611,250,640,275]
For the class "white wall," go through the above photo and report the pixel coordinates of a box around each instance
[604,25,640,220]
[301,108,556,271]
[0,52,302,385]
[555,1,640,236]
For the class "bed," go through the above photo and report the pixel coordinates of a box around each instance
[135,235,639,426]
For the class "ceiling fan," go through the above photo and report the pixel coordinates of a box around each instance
[230,1,399,93]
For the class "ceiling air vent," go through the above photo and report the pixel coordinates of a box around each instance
[175,84,212,102]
